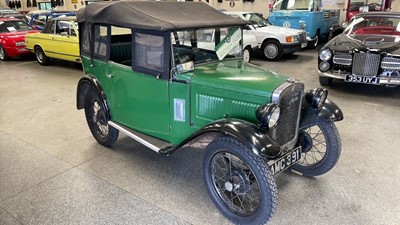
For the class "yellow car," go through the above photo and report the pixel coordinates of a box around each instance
[25,16,79,65]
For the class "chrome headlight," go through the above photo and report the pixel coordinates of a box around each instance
[15,41,25,46]
[256,103,281,129]
[319,49,332,61]
[299,21,307,30]
[305,88,328,111]
[319,61,330,72]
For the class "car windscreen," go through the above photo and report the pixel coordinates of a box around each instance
[344,15,400,36]
[242,13,270,28]
[171,26,242,72]
[0,20,32,32]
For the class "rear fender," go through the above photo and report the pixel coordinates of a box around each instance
[76,75,109,117]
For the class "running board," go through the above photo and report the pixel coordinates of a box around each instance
[108,121,172,153]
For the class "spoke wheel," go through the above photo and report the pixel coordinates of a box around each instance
[84,89,119,147]
[35,46,50,66]
[0,45,8,61]
[243,47,251,63]
[203,136,277,225]
[292,122,341,176]
[262,40,283,61]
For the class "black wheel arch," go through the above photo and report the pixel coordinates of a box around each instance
[76,75,110,119]
[162,118,281,158]
[299,98,343,130]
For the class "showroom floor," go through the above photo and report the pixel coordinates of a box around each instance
[1,47,400,225]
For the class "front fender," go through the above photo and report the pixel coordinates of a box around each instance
[163,119,282,159]
[299,98,343,130]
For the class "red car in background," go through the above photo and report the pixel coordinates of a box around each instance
[0,18,39,61]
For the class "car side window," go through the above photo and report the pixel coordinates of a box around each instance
[134,32,164,72]
[81,23,91,54]
[94,25,109,58]
[45,21,56,34]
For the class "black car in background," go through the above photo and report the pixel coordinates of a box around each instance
[318,12,400,87]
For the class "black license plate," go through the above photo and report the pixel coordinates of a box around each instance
[345,75,380,85]
[269,146,301,176]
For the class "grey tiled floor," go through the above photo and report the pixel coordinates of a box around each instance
[1,50,400,225]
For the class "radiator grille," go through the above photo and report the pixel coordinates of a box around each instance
[381,57,400,70]
[270,82,303,148]
[352,53,380,76]
[333,54,352,66]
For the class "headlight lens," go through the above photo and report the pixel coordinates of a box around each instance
[299,21,307,30]
[319,61,330,72]
[256,103,281,129]
[15,41,25,46]
[305,88,328,111]
[319,49,332,61]
[285,35,299,43]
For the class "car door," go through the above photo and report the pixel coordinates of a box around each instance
[94,26,171,141]
[51,20,79,61]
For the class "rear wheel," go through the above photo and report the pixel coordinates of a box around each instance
[84,89,119,147]
[243,46,251,63]
[0,45,8,61]
[203,136,277,225]
[35,46,50,66]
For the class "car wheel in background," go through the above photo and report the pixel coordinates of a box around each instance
[243,46,251,63]
[319,76,333,86]
[203,136,277,225]
[261,40,283,61]
[35,46,51,66]
[0,45,8,61]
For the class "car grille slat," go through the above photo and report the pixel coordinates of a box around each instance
[333,54,352,66]
[381,57,400,70]
[352,53,380,76]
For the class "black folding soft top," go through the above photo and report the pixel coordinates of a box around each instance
[77,1,248,31]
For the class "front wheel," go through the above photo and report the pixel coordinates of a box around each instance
[308,34,319,49]
[319,76,333,86]
[292,122,341,177]
[203,136,277,225]
[84,89,119,147]
[261,40,283,61]
[0,45,8,61]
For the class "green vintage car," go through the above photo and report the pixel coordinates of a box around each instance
[76,2,343,224]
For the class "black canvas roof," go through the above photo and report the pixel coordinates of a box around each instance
[77,1,248,31]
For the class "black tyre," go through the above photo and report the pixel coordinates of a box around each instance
[261,40,283,61]
[84,89,119,147]
[319,76,333,86]
[243,46,251,63]
[0,45,8,61]
[35,46,50,66]
[292,122,341,177]
[308,32,319,49]
[203,136,277,225]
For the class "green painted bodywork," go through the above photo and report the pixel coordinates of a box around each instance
[82,56,288,145]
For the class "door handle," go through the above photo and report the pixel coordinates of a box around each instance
[106,74,114,79]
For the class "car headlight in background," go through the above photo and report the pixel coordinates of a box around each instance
[286,35,299,43]
[319,49,332,61]
[305,88,328,111]
[256,103,281,130]
[299,21,307,30]
[15,41,25,46]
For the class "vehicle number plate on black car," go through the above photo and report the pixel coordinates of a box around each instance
[269,146,301,176]
[345,75,380,85]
